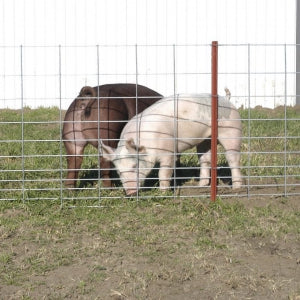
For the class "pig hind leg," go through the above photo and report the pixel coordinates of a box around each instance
[218,134,243,189]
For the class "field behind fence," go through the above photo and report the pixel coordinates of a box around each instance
[0,44,300,203]
[0,103,299,204]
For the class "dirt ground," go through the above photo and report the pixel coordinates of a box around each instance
[0,190,299,300]
[1,100,299,299]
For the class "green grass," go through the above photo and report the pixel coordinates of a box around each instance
[0,106,299,202]
[0,106,299,299]
[239,106,300,177]
[0,197,299,285]
[0,191,299,298]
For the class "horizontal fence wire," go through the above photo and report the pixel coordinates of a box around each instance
[0,44,299,205]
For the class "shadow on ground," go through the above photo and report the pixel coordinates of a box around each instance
[77,162,233,190]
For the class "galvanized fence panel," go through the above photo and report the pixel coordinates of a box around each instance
[0,44,299,205]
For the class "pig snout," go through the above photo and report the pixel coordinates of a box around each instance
[120,177,139,196]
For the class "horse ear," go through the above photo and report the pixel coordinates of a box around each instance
[79,86,96,99]
[101,143,116,161]
[125,138,146,154]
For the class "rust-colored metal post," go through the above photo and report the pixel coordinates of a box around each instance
[211,41,218,201]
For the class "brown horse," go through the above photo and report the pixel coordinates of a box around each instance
[62,83,162,188]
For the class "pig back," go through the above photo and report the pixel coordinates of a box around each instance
[119,94,240,152]
[63,84,162,148]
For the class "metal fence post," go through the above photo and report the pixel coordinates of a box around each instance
[211,41,218,202]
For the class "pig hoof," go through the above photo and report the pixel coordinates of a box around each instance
[232,181,243,190]
[65,184,76,190]
[160,186,170,192]
[199,179,210,187]
[102,180,112,188]
[125,190,137,197]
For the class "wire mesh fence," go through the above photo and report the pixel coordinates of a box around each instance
[0,44,299,204]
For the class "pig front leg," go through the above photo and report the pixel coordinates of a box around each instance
[99,157,112,187]
[158,156,175,190]
[197,142,211,187]
[198,149,211,187]
[64,141,85,188]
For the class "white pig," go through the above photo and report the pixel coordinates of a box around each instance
[102,90,243,196]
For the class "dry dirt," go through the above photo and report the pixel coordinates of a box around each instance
[0,191,299,300]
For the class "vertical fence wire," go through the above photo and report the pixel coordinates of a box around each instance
[284,44,287,197]
[59,45,63,206]
[96,44,102,206]
[20,45,25,203]
[173,44,177,200]
[247,43,251,199]
[135,44,140,201]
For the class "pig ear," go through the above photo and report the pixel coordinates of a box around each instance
[101,143,116,161]
[79,86,96,99]
[125,138,146,154]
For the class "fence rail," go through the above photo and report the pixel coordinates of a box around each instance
[0,44,299,204]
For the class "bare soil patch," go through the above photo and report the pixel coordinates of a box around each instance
[0,191,299,300]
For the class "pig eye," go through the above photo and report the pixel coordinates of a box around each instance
[131,163,137,169]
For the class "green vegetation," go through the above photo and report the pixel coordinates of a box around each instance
[0,105,299,202]
[0,106,299,299]
[239,106,300,179]
[0,196,299,298]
